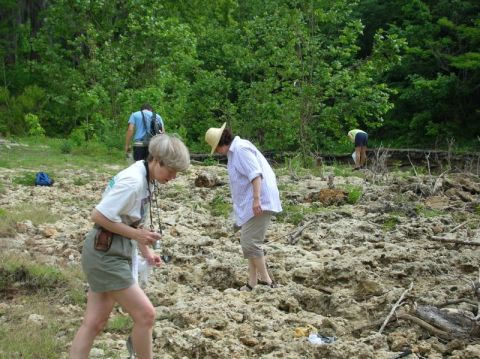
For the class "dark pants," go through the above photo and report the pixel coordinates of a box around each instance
[133,146,148,161]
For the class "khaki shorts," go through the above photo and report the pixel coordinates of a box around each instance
[81,228,134,292]
[240,212,272,259]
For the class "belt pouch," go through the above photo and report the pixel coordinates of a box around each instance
[94,227,113,251]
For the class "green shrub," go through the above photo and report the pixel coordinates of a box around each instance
[24,113,46,138]
[60,139,73,154]
[343,185,363,204]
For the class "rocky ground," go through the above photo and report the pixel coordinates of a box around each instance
[1,159,480,358]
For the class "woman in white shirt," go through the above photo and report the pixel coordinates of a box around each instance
[70,134,190,359]
[205,123,282,291]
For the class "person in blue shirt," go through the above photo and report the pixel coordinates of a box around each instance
[125,104,165,161]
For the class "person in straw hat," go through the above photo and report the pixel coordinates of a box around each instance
[205,123,282,291]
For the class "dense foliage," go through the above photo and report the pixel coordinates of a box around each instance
[0,0,478,154]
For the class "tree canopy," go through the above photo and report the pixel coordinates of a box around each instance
[1,0,479,154]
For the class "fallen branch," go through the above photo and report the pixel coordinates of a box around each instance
[437,299,478,308]
[266,220,315,245]
[449,220,470,233]
[397,313,449,339]
[288,220,315,244]
[429,236,480,247]
[353,312,449,339]
[379,282,414,334]
[407,154,418,177]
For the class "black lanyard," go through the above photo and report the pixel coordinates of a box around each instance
[143,160,163,235]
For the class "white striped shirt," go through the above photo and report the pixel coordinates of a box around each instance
[227,136,282,226]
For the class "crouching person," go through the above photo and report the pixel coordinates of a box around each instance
[70,134,190,359]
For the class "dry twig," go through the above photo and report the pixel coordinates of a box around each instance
[449,220,470,233]
[379,282,414,334]
[288,220,315,244]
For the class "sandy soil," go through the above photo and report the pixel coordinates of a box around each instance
[1,162,479,358]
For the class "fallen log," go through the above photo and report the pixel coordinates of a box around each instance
[428,236,480,247]
[415,305,480,338]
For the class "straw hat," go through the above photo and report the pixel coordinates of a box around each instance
[205,122,226,154]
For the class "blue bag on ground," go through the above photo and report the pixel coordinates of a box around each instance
[35,172,54,186]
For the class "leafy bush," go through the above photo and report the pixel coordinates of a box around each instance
[60,140,73,154]
[24,113,46,138]
[345,185,363,204]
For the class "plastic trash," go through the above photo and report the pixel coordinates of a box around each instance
[294,325,318,337]
[308,333,336,345]
[137,256,152,288]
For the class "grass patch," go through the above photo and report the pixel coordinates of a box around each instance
[209,195,231,218]
[0,137,125,173]
[12,172,37,186]
[382,215,400,232]
[0,262,65,293]
[474,204,480,216]
[0,203,57,237]
[0,253,86,357]
[0,253,84,298]
[0,298,70,358]
[203,157,220,166]
[106,314,133,333]
[332,164,363,178]
[342,184,363,204]
[415,205,443,218]
[277,202,328,225]
[73,176,90,186]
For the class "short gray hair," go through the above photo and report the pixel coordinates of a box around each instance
[148,134,190,172]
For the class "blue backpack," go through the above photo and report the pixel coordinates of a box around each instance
[35,172,54,186]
